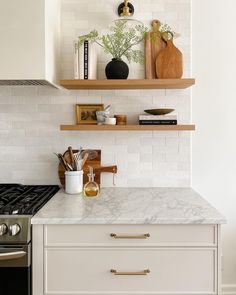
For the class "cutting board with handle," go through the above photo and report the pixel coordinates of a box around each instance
[156,31,183,79]
[58,149,117,188]
[145,20,166,79]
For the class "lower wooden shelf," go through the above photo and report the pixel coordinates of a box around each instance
[60,124,195,131]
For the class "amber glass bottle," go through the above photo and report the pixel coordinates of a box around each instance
[83,167,99,197]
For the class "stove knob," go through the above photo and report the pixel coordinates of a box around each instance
[9,224,21,236]
[0,223,8,236]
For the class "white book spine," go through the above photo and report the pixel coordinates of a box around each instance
[139,115,177,120]
[88,42,98,79]
[73,41,79,79]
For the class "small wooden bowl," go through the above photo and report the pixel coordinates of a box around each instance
[144,108,174,115]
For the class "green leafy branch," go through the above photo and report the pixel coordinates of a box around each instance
[78,20,148,65]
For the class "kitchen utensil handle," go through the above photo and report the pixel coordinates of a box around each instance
[56,154,67,171]
[110,269,150,275]
[0,251,26,261]
[58,154,70,171]
[161,30,174,42]
[68,146,76,170]
[81,152,89,168]
[110,233,150,239]
[151,19,161,32]
[95,166,118,173]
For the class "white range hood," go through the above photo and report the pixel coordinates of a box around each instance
[0,0,60,87]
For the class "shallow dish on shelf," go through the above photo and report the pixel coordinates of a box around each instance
[144,108,175,115]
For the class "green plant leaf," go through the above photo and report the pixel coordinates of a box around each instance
[78,20,148,64]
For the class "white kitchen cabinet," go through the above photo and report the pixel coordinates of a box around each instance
[33,224,221,295]
[0,0,60,86]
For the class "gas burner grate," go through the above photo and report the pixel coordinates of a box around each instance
[0,184,60,215]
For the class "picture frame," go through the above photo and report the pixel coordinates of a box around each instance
[76,104,104,125]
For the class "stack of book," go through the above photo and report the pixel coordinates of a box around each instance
[74,40,98,80]
[139,115,177,125]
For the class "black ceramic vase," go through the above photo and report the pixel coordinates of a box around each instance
[105,58,129,79]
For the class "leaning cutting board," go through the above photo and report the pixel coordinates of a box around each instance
[58,149,117,188]
[145,20,166,79]
[156,32,183,79]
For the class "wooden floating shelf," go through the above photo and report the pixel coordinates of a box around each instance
[60,78,195,90]
[60,125,195,131]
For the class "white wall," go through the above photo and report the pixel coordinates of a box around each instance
[0,0,191,187]
[192,0,236,290]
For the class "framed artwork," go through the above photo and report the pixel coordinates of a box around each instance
[76,104,104,124]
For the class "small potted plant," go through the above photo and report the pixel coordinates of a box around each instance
[78,20,147,79]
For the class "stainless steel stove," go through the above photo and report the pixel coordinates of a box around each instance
[0,184,60,295]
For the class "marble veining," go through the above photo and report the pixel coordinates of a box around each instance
[31,188,226,224]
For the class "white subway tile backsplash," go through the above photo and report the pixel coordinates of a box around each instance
[0,121,12,129]
[0,104,37,113]
[0,0,191,187]
[0,87,11,96]
[11,86,38,97]
[140,153,153,163]
[127,178,154,187]
[152,152,166,163]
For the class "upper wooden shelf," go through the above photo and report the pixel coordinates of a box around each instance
[60,79,195,90]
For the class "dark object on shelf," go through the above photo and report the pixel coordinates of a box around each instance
[139,120,177,125]
[105,58,129,79]
[144,108,174,115]
[118,0,134,17]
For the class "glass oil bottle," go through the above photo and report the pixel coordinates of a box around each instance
[83,166,100,197]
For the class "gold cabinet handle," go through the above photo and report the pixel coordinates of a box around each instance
[110,233,150,239]
[110,269,150,275]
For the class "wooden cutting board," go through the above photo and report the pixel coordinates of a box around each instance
[145,20,166,79]
[58,149,117,188]
[156,32,183,79]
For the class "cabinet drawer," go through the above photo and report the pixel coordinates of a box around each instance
[45,224,217,247]
[45,248,217,294]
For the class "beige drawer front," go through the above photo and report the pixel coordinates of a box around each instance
[45,224,217,247]
[45,248,217,294]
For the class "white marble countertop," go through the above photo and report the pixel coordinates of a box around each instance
[31,188,226,225]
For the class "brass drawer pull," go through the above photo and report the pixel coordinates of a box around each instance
[110,233,150,239]
[110,269,150,275]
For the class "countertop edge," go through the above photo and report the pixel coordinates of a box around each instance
[31,218,227,225]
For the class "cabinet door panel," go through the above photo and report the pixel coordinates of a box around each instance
[45,248,216,294]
